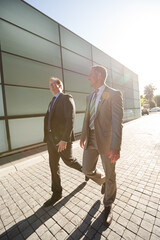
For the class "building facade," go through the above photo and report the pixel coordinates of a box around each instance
[0,0,141,155]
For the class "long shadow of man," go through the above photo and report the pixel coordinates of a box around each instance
[66,200,105,240]
[0,182,87,239]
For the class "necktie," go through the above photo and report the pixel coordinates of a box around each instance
[89,89,99,130]
[48,97,56,132]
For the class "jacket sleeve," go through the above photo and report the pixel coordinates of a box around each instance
[43,112,48,143]
[62,95,75,142]
[110,91,123,150]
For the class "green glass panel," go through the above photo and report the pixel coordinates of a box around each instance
[133,78,139,90]
[112,71,127,87]
[0,86,4,116]
[9,117,44,149]
[62,49,92,75]
[125,89,134,98]
[60,26,91,59]
[0,120,8,153]
[134,90,140,100]
[134,100,140,108]
[92,46,111,68]
[134,109,141,117]
[111,58,124,75]
[64,70,91,93]
[66,92,87,112]
[125,99,134,109]
[5,86,52,115]
[0,20,61,66]
[2,53,62,88]
[74,113,85,133]
[0,0,59,44]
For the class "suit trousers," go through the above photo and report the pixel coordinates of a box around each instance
[82,130,117,206]
[47,133,82,194]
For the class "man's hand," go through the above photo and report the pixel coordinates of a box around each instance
[109,149,120,163]
[56,141,67,152]
[80,140,85,149]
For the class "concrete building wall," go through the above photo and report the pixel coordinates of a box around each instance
[0,0,141,155]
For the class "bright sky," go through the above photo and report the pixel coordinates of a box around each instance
[24,0,160,95]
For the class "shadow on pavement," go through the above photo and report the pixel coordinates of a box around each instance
[0,182,87,239]
[66,200,108,240]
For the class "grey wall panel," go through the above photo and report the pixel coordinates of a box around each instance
[64,70,91,93]
[92,46,111,69]
[5,86,52,115]
[66,92,87,112]
[9,117,43,149]
[62,49,92,75]
[2,53,62,88]
[0,20,61,66]
[0,86,4,117]
[0,0,59,44]
[0,121,8,152]
[74,113,85,133]
[60,26,91,59]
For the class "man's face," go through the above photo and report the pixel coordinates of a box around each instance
[49,80,61,95]
[88,69,103,89]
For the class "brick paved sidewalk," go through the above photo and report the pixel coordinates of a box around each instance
[0,113,160,240]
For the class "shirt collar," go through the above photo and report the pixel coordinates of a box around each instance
[54,92,61,99]
[97,84,105,95]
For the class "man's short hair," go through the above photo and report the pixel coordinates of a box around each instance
[92,65,108,82]
[50,77,63,90]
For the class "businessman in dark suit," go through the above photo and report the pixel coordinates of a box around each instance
[43,77,82,207]
[80,66,123,225]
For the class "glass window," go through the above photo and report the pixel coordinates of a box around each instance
[0,86,4,116]
[0,120,8,153]
[62,49,92,75]
[124,89,134,99]
[92,46,111,68]
[0,20,61,66]
[125,99,135,109]
[134,100,140,108]
[60,26,91,59]
[64,70,91,93]
[111,58,124,74]
[2,53,62,88]
[0,0,59,44]
[5,86,52,115]
[134,109,141,118]
[134,90,140,100]
[9,117,44,149]
[112,71,125,87]
[66,92,88,112]
[133,78,139,90]
[74,113,85,133]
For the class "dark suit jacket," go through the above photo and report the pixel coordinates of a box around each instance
[44,93,75,143]
[80,84,123,154]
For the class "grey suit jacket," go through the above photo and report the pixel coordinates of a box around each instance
[80,84,123,155]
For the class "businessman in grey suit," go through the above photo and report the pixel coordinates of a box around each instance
[80,65,123,225]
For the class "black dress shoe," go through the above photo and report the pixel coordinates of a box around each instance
[101,182,105,194]
[104,205,113,225]
[43,194,62,207]
[85,176,89,181]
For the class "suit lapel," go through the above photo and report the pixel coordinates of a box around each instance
[96,86,109,118]
[50,93,63,118]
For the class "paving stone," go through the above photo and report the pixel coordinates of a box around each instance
[150,233,160,240]
[49,223,61,235]
[123,229,136,240]
[137,227,151,240]
[55,229,68,240]
[152,225,160,237]
[40,230,54,240]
